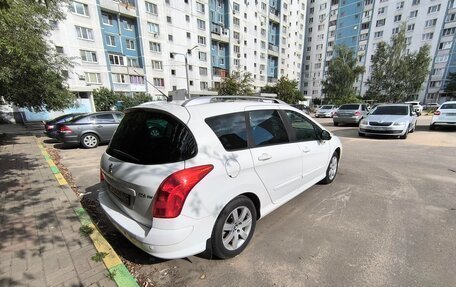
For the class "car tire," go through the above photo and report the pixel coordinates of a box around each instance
[429,124,436,130]
[80,133,99,149]
[399,126,409,139]
[358,132,365,137]
[211,196,257,259]
[320,152,339,184]
[334,122,339,126]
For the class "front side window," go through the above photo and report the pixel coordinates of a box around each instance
[249,110,289,147]
[285,111,318,142]
[206,112,248,151]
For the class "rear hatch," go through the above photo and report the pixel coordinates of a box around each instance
[336,104,360,117]
[438,103,456,122]
[100,107,197,227]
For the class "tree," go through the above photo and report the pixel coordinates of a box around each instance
[93,88,152,111]
[218,72,254,96]
[366,24,431,102]
[0,0,75,111]
[322,46,365,105]
[260,77,303,104]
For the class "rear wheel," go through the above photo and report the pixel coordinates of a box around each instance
[81,133,99,148]
[429,124,436,130]
[358,132,365,137]
[320,152,339,184]
[211,196,257,259]
[334,122,339,126]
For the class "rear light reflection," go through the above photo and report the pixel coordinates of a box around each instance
[434,111,441,116]
[152,165,214,218]
[354,111,362,116]
[100,168,105,182]
[59,125,73,134]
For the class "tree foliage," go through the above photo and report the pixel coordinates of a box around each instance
[260,77,303,104]
[366,24,431,102]
[0,0,75,111]
[93,88,151,111]
[321,45,365,105]
[218,72,254,96]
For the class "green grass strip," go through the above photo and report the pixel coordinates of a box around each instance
[50,165,60,174]
[109,264,140,287]
[74,208,139,287]
[44,154,51,160]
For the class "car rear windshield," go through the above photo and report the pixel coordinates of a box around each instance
[321,105,333,109]
[338,104,359,110]
[441,104,456,109]
[107,110,197,165]
[371,106,408,115]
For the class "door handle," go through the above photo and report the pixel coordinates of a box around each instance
[258,153,272,161]
[302,147,311,153]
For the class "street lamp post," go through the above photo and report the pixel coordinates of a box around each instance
[173,45,199,100]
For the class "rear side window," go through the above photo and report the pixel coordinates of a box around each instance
[96,114,116,123]
[441,104,456,109]
[107,110,197,165]
[205,112,248,151]
[249,110,289,147]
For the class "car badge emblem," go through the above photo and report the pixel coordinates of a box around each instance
[109,163,113,173]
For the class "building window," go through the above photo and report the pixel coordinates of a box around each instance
[149,42,161,53]
[130,75,144,85]
[200,81,208,90]
[233,17,240,26]
[392,27,399,34]
[80,50,97,62]
[147,22,160,34]
[376,19,385,27]
[424,19,437,28]
[412,0,420,5]
[127,58,139,67]
[427,4,440,14]
[84,72,101,84]
[196,2,205,13]
[145,2,158,14]
[126,39,135,50]
[69,1,89,16]
[108,54,124,66]
[439,41,452,50]
[167,16,172,23]
[55,46,64,54]
[422,32,433,41]
[197,19,206,30]
[197,35,206,45]
[151,60,163,69]
[396,1,404,9]
[112,73,127,84]
[378,7,386,14]
[199,67,208,76]
[123,19,134,31]
[171,69,176,75]
[168,34,173,41]
[153,78,165,87]
[186,15,190,22]
[102,13,114,25]
[374,31,383,38]
[198,51,207,61]
[409,10,418,18]
[394,15,401,22]
[106,35,116,46]
[443,27,456,36]
[75,26,93,40]
[407,24,415,31]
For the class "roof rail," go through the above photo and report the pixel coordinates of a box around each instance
[182,96,286,107]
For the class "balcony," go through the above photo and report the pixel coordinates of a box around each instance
[269,7,280,23]
[99,0,136,17]
[268,44,279,57]
[212,67,229,79]
[211,25,230,43]
[267,77,278,84]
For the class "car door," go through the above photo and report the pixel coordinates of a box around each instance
[361,104,369,117]
[248,109,303,203]
[94,114,117,141]
[283,110,330,183]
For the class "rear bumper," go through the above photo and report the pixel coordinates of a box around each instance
[98,190,211,259]
[44,131,58,138]
[431,119,456,126]
[316,112,333,118]
[56,133,80,144]
[333,116,362,124]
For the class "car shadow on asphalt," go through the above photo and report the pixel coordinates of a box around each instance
[415,125,456,132]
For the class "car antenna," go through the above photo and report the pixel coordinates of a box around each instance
[133,70,171,101]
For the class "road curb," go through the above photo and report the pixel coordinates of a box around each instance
[35,137,139,287]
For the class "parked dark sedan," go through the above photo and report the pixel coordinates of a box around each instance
[56,112,124,148]
[44,113,86,138]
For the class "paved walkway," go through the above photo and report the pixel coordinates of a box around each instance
[0,134,116,287]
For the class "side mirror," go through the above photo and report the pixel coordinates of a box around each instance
[320,130,332,141]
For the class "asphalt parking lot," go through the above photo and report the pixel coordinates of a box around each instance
[44,115,456,286]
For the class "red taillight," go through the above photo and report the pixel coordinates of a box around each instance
[100,168,105,182]
[354,111,362,116]
[45,124,54,131]
[434,111,441,116]
[59,125,73,133]
[152,165,214,218]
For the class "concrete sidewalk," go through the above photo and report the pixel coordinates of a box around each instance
[0,134,115,287]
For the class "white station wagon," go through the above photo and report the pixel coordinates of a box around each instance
[98,96,342,259]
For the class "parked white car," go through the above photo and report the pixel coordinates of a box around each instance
[315,105,338,118]
[405,101,423,115]
[359,104,417,139]
[98,96,342,259]
[430,101,456,130]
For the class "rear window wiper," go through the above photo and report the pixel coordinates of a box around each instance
[110,148,140,163]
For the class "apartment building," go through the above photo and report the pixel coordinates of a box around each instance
[301,0,456,104]
[48,0,306,102]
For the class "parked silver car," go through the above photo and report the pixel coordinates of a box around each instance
[358,104,417,139]
[315,105,338,118]
[333,103,369,126]
[56,112,124,148]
